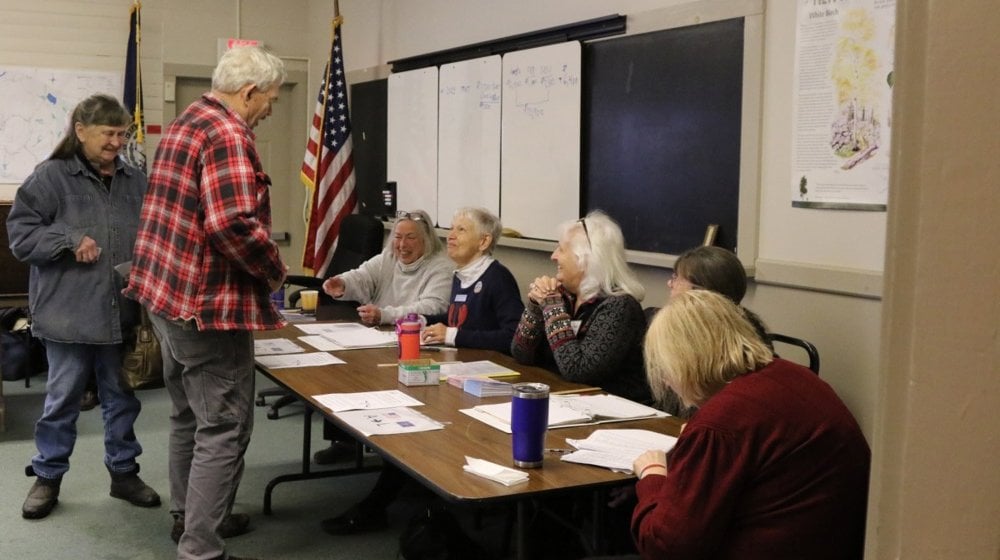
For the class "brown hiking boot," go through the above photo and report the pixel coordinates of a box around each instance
[22,477,61,519]
[171,512,253,543]
[109,468,161,508]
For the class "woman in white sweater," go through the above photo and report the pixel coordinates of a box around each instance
[323,209,453,325]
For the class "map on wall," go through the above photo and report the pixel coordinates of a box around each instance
[790,0,895,210]
[0,66,122,184]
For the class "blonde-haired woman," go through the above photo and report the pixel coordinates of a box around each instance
[511,210,650,403]
[632,290,870,559]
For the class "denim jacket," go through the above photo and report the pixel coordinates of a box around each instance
[6,155,146,344]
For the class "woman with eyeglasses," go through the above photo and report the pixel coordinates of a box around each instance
[511,210,651,403]
[632,290,870,559]
[322,209,452,326]
[657,245,771,417]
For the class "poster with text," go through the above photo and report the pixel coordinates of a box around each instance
[791,0,895,210]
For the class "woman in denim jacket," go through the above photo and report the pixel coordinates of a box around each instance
[7,94,160,520]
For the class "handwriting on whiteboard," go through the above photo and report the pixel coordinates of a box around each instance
[440,80,501,110]
[505,63,580,119]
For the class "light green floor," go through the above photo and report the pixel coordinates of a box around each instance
[0,373,403,560]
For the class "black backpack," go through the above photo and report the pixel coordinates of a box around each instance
[0,307,47,382]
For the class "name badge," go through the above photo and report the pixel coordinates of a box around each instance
[454,294,468,303]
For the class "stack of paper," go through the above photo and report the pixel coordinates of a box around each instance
[460,393,669,433]
[316,323,397,349]
[462,378,514,397]
[439,360,520,381]
[560,429,678,473]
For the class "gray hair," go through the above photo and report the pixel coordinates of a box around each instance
[558,210,645,302]
[453,207,502,254]
[50,94,131,160]
[390,209,443,257]
[212,46,287,94]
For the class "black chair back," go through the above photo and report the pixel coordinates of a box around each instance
[285,213,385,307]
[766,333,820,375]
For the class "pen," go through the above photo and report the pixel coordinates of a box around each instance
[550,387,603,395]
[545,448,572,454]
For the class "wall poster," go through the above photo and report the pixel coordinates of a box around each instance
[791,0,896,210]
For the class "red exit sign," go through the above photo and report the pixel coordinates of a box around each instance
[217,38,265,60]
[226,38,262,49]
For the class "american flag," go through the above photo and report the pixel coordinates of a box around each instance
[122,0,145,170]
[301,15,357,277]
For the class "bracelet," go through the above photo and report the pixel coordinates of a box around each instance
[637,463,666,479]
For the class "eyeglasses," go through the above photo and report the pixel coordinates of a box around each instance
[396,211,425,222]
[668,272,703,290]
[578,218,591,248]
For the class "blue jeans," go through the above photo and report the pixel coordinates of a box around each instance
[32,341,143,479]
[147,313,255,560]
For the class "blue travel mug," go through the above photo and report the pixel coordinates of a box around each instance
[511,382,549,468]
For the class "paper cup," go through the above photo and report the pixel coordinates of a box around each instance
[299,289,319,312]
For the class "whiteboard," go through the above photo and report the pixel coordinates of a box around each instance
[500,42,581,240]
[387,67,439,223]
[437,55,502,226]
[0,66,122,184]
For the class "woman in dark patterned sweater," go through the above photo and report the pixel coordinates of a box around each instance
[511,210,651,403]
[420,207,523,353]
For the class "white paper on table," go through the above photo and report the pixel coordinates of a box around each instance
[336,406,445,436]
[460,406,514,433]
[254,338,306,356]
[313,389,424,412]
[295,323,396,349]
[321,329,397,349]
[255,352,345,369]
[439,360,519,380]
[295,323,367,336]
[462,456,529,486]
[298,335,345,351]
[561,429,678,473]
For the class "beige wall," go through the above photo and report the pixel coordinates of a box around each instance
[867,0,1000,557]
[2,0,996,556]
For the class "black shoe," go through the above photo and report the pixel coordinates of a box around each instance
[171,513,253,543]
[80,390,100,411]
[22,477,61,519]
[109,468,161,508]
[320,506,388,535]
[313,441,356,465]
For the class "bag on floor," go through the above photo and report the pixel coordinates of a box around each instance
[0,307,47,382]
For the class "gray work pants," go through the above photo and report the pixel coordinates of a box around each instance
[148,312,255,560]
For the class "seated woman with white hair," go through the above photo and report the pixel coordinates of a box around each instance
[420,207,524,352]
[631,290,870,559]
[511,210,650,403]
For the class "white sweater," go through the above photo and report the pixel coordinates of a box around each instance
[337,247,454,324]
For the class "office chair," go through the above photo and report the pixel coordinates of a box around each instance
[256,213,385,419]
[766,332,820,375]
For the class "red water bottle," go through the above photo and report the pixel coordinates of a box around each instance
[397,314,421,361]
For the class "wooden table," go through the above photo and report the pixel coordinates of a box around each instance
[255,324,682,557]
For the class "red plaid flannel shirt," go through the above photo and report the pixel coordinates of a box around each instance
[125,94,286,331]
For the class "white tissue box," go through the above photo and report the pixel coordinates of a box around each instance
[398,359,441,386]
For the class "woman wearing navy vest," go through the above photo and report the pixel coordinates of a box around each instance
[420,207,523,350]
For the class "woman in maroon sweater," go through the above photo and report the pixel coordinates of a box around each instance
[633,290,870,559]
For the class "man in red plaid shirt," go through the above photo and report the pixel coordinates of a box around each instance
[125,46,287,560]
